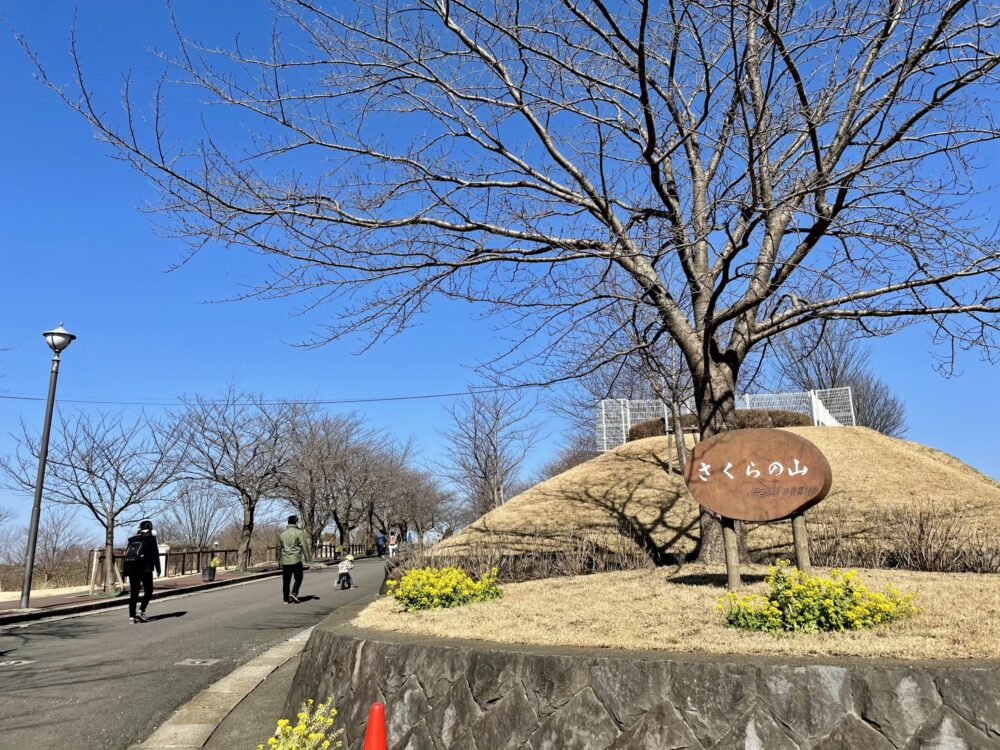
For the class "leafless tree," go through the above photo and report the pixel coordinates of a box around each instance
[171,389,296,568]
[278,409,371,544]
[158,481,232,549]
[31,0,1000,560]
[441,391,541,518]
[34,508,93,586]
[0,411,181,590]
[779,323,908,436]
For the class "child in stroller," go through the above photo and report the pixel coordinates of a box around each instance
[337,554,358,589]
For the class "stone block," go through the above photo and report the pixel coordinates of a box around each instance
[386,674,431,744]
[712,707,800,750]
[855,667,941,748]
[468,649,524,708]
[591,657,672,728]
[608,700,703,749]
[759,664,851,742]
[937,667,1000,739]
[471,682,539,750]
[398,719,437,750]
[427,676,484,748]
[518,653,593,719]
[813,714,894,750]
[526,687,620,750]
[669,661,756,745]
[908,708,999,750]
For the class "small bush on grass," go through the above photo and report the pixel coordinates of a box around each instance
[387,566,502,611]
[259,697,342,750]
[718,560,917,633]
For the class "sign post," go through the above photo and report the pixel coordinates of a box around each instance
[684,429,833,589]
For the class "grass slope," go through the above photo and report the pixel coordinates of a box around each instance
[436,427,1000,562]
[356,565,1000,660]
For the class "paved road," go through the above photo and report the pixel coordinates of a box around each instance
[0,560,383,750]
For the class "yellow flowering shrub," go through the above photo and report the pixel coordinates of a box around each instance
[718,560,918,633]
[258,697,343,750]
[386,566,502,611]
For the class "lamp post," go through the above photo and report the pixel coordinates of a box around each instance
[20,324,76,609]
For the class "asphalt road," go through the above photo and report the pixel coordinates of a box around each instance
[0,559,383,750]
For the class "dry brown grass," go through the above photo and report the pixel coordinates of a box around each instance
[435,427,1000,566]
[354,565,1000,661]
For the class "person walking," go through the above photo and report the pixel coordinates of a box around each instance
[388,530,399,558]
[375,531,386,559]
[123,519,161,624]
[278,515,311,603]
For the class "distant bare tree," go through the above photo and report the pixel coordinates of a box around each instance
[441,391,541,518]
[850,371,908,439]
[779,323,907,436]
[34,508,93,585]
[31,0,1000,560]
[172,389,296,568]
[158,481,231,549]
[1,411,181,590]
[279,410,370,545]
[535,433,599,483]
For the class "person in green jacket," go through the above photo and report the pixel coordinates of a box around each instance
[277,515,311,603]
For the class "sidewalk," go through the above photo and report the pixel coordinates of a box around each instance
[0,566,285,626]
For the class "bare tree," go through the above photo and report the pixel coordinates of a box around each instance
[441,391,540,518]
[34,508,93,586]
[32,0,1000,560]
[172,389,296,568]
[847,371,908,438]
[158,481,231,549]
[779,323,907,436]
[278,409,370,545]
[0,411,181,590]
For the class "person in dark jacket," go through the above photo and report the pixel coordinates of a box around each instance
[123,519,161,623]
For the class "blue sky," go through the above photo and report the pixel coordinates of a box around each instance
[1,3,998,532]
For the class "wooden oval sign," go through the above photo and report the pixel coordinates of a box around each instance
[684,429,832,522]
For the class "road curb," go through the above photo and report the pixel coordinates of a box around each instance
[0,569,283,627]
[131,626,315,750]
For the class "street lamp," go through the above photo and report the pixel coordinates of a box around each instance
[20,324,76,609]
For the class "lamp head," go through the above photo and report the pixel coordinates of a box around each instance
[42,324,76,354]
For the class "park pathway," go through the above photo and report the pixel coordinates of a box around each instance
[0,560,383,750]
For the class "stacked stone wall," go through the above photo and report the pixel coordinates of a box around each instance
[287,624,1000,749]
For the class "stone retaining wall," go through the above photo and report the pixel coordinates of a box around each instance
[287,622,1000,749]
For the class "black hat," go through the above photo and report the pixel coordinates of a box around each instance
[288,515,299,525]
[138,519,153,532]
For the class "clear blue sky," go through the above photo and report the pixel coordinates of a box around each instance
[1,3,997,532]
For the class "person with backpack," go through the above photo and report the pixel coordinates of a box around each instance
[277,515,311,603]
[123,519,161,624]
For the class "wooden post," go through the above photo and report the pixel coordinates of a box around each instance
[722,516,741,590]
[791,513,812,574]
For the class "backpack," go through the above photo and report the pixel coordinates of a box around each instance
[123,538,144,573]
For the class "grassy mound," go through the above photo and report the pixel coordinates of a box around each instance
[354,565,1000,660]
[436,427,1000,566]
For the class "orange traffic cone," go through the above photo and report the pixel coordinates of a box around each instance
[362,702,388,750]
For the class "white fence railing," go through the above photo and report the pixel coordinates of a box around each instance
[595,387,855,452]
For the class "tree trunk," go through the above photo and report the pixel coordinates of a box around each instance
[103,522,116,592]
[332,511,348,545]
[238,501,255,569]
[693,361,742,565]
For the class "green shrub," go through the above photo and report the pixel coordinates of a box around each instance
[259,697,342,750]
[718,561,917,633]
[386,565,502,611]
